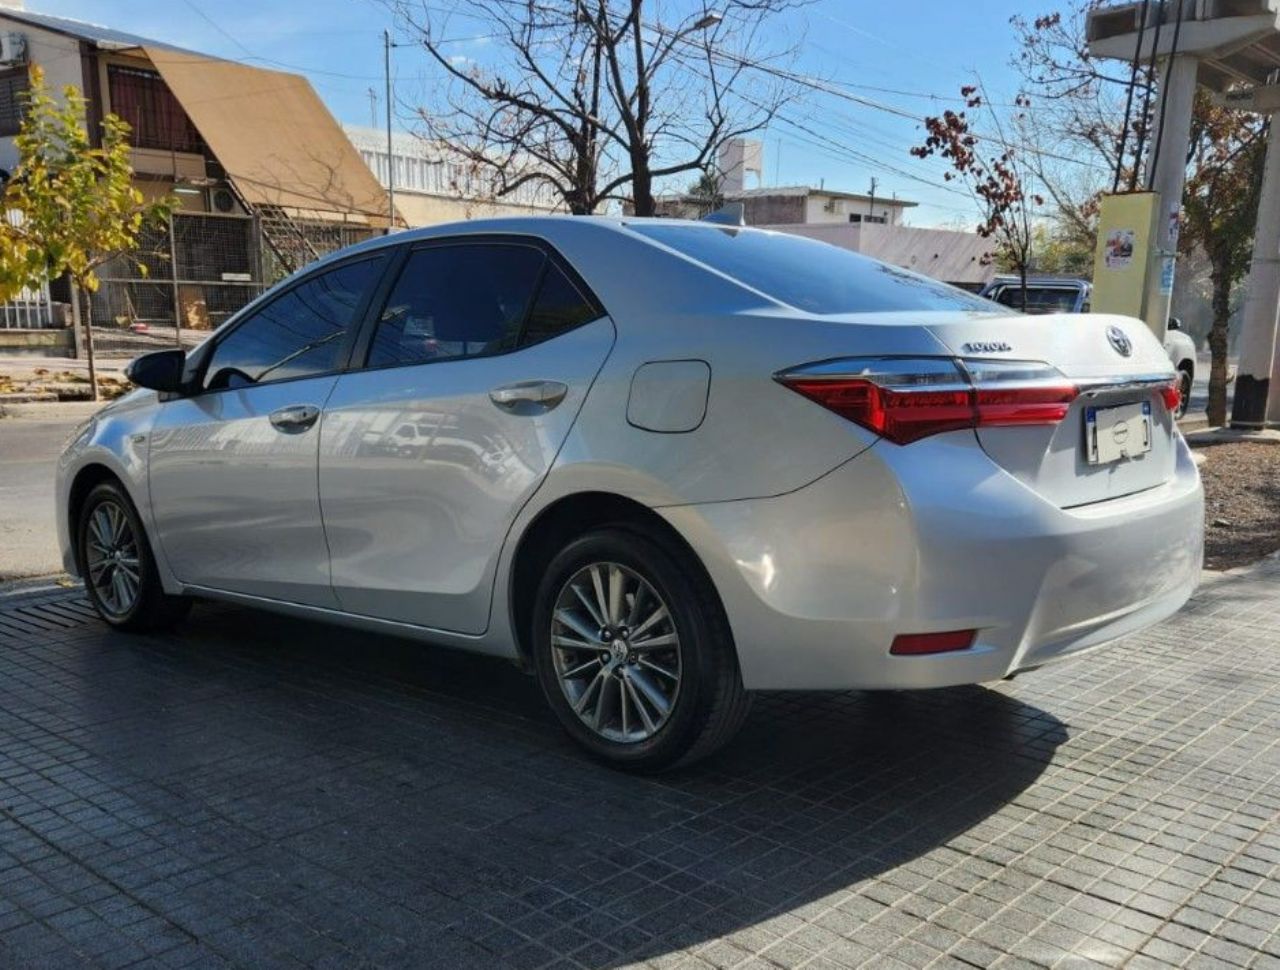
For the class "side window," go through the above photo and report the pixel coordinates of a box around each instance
[203,256,384,390]
[520,263,602,348]
[367,244,546,368]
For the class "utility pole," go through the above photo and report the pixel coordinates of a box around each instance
[384,29,396,233]
[868,176,878,223]
[367,87,378,128]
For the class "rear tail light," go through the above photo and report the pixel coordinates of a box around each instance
[1160,380,1181,412]
[890,629,977,655]
[777,357,1078,445]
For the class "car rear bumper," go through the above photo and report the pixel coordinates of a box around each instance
[659,431,1204,691]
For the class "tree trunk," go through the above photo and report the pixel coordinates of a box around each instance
[1019,264,1029,312]
[71,280,100,404]
[1206,264,1231,427]
[630,162,654,217]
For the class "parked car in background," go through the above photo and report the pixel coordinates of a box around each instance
[980,275,1197,418]
[57,220,1203,771]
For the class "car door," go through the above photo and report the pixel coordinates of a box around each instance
[147,253,388,606]
[318,238,615,634]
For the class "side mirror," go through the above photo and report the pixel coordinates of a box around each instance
[125,349,187,394]
[1168,317,1182,331]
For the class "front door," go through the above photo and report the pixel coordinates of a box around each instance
[148,254,387,606]
[319,240,614,633]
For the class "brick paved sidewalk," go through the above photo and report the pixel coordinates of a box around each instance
[1,560,1278,969]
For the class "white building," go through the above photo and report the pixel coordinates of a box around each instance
[344,125,562,227]
[655,139,995,288]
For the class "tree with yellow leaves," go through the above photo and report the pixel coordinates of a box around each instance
[0,68,174,400]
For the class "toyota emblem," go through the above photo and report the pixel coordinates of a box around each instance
[1106,325,1133,357]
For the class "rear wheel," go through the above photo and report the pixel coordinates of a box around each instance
[1176,366,1193,420]
[78,482,190,632]
[531,528,751,772]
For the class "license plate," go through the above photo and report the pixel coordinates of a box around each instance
[1085,400,1152,465]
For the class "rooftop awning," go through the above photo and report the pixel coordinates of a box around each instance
[142,47,394,227]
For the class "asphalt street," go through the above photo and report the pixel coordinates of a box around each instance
[0,407,91,579]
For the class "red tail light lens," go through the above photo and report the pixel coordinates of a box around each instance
[1160,380,1181,412]
[890,629,977,655]
[964,359,1079,428]
[777,357,1077,445]
[778,378,974,444]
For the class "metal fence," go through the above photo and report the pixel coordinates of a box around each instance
[0,281,54,329]
[91,210,376,332]
[3,208,376,335]
[92,210,265,332]
[0,210,56,329]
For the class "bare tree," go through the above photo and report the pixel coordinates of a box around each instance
[1010,2,1268,425]
[1009,5,1150,261]
[911,85,1044,310]
[389,0,802,215]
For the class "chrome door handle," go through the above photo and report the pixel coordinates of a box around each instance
[489,380,569,414]
[268,404,320,433]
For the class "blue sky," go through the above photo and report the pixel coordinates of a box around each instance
[31,0,1045,226]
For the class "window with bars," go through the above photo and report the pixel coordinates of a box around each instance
[107,65,204,154]
[0,66,29,137]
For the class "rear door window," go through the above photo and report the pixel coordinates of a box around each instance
[367,243,546,368]
[520,263,602,348]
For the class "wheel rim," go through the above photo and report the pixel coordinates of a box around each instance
[550,562,682,744]
[84,500,142,618]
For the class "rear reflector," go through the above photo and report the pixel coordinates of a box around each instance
[777,357,1078,445]
[890,630,977,656]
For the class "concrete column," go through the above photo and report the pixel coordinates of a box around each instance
[1231,112,1280,429]
[1143,54,1199,342]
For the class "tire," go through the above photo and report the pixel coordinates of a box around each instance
[77,482,190,632]
[531,526,751,772]
[1176,367,1193,420]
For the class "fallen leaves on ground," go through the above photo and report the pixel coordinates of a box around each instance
[1193,439,1280,570]
[0,370,129,401]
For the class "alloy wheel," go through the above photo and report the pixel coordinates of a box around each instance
[85,500,142,618]
[550,562,682,743]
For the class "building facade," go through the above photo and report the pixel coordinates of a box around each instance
[345,126,561,227]
[0,9,392,332]
[648,140,994,289]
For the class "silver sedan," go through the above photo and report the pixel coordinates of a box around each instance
[56,217,1204,770]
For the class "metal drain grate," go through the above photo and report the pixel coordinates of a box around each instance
[0,583,95,637]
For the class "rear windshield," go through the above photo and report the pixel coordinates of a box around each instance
[630,224,997,315]
[990,285,1082,315]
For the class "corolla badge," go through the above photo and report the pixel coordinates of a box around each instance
[962,341,1012,354]
[1106,325,1133,357]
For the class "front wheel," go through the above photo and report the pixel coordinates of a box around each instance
[531,528,751,772]
[78,482,190,632]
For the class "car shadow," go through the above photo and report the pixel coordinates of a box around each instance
[74,602,1067,968]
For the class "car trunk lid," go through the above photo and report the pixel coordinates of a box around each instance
[922,312,1179,509]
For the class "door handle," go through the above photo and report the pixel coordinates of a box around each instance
[489,380,569,414]
[269,404,320,433]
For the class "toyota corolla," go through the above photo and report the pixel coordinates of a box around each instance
[56,217,1204,770]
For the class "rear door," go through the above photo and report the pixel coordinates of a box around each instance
[318,238,614,633]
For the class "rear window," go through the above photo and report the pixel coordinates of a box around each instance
[990,285,1082,315]
[630,224,996,315]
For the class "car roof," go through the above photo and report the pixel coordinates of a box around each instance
[336,214,778,255]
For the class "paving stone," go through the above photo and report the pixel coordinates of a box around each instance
[0,561,1278,967]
